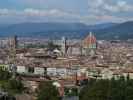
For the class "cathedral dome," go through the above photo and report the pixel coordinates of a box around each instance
[83,32,97,49]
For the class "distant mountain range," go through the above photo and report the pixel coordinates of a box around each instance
[94,21,133,40]
[0,21,133,40]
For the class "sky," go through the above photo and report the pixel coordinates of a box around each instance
[0,0,133,24]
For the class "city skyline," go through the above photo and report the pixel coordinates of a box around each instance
[0,0,133,24]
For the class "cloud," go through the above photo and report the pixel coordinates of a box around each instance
[0,8,82,23]
[88,0,133,14]
[86,0,133,24]
[0,8,10,16]
[0,0,133,24]
[0,8,128,24]
[0,8,77,17]
[104,1,133,13]
[88,0,104,8]
[18,0,47,5]
[23,8,82,20]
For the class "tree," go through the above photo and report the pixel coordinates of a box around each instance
[80,78,133,100]
[64,87,78,97]
[1,79,24,94]
[0,68,12,80]
[37,81,59,100]
[8,79,24,93]
[79,79,109,100]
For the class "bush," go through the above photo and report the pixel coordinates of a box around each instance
[1,79,24,94]
[37,81,60,100]
[80,77,133,100]
[0,68,12,80]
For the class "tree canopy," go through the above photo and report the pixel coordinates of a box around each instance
[0,68,12,80]
[37,81,60,100]
[80,77,133,100]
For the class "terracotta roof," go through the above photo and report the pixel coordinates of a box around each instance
[83,33,96,48]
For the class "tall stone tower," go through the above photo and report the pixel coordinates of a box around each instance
[9,35,18,49]
[61,37,67,56]
[8,35,18,64]
[8,35,18,78]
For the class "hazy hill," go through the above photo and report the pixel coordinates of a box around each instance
[0,21,133,40]
[0,22,116,38]
[95,21,133,40]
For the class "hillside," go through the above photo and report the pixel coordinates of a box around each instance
[0,21,133,40]
[95,21,133,40]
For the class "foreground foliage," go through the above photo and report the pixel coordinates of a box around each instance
[0,68,12,80]
[37,81,60,100]
[1,78,25,94]
[0,68,24,95]
[80,76,133,100]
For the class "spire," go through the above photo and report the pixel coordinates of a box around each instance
[89,32,92,37]
[89,32,92,44]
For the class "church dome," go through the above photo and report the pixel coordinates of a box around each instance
[83,32,97,49]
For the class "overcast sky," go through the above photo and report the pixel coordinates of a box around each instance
[0,0,133,24]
